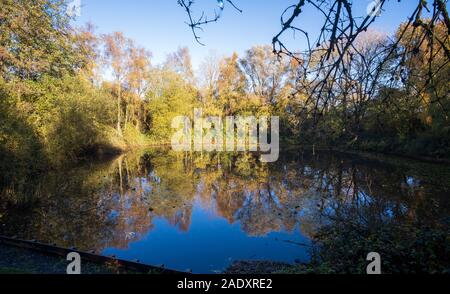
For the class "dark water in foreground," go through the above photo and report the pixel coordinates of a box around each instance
[1,148,449,273]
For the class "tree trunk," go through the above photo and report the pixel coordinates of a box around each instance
[117,84,123,136]
[125,103,129,129]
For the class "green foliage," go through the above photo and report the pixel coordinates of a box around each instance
[146,69,199,142]
[28,75,117,163]
[0,79,46,184]
[282,222,450,274]
[0,0,85,79]
[0,0,125,176]
[0,1,448,187]
[0,73,120,170]
[122,124,151,147]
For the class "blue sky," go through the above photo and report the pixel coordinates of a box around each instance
[74,0,430,70]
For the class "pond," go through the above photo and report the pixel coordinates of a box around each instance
[0,148,449,273]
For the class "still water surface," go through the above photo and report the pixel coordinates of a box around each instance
[1,148,449,273]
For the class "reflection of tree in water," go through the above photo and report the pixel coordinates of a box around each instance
[299,155,449,237]
[1,148,449,253]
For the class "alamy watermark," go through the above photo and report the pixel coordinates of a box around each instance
[366,252,381,274]
[171,108,280,162]
[66,252,81,274]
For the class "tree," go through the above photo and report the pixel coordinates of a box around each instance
[180,0,450,132]
[103,32,134,136]
[146,68,198,142]
[126,45,152,131]
[198,50,221,107]
[216,53,247,115]
[0,0,81,80]
[73,23,102,83]
[239,45,291,106]
[163,47,195,84]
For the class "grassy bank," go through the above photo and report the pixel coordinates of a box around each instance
[225,222,450,274]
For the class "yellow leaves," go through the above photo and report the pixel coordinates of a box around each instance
[1,0,79,79]
[423,91,432,102]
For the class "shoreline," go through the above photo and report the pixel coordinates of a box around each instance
[281,143,450,165]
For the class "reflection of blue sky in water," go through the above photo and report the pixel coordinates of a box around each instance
[2,148,449,273]
[100,149,449,273]
[103,194,310,273]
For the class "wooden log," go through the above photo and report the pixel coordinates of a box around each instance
[0,235,185,274]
